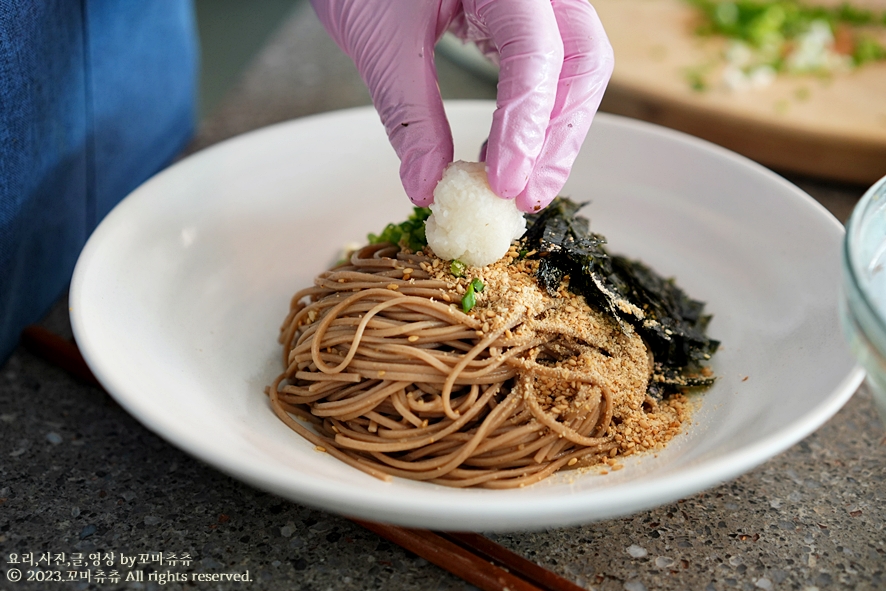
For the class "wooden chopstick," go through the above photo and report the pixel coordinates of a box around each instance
[21,325,582,591]
[439,531,585,591]
[358,525,585,591]
[352,519,544,591]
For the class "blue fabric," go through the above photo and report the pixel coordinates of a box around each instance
[0,0,198,361]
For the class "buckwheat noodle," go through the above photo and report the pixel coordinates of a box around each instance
[267,243,642,489]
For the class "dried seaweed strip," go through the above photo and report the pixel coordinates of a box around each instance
[522,198,719,396]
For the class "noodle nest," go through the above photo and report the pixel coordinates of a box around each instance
[267,243,686,488]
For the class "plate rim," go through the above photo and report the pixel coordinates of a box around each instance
[69,101,863,530]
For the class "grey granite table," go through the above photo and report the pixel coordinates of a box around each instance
[2,4,884,590]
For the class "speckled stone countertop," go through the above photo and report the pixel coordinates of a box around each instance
[2,4,884,590]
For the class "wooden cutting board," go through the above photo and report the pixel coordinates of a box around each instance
[593,0,886,184]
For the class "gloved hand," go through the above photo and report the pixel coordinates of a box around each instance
[311,0,613,213]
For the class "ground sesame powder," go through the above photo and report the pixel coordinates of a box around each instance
[420,243,692,471]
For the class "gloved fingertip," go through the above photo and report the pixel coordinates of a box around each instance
[486,160,529,201]
[400,158,447,207]
[389,115,452,208]
[401,177,434,207]
[515,188,556,214]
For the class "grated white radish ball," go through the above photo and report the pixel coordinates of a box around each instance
[425,161,525,268]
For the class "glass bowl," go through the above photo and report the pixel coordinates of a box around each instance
[842,174,886,424]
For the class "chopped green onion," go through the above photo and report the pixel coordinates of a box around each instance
[461,290,475,313]
[461,278,485,313]
[854,35,886,65]
[687,0,886,76]
[694,0,886,45]
[367,207,431,252]
[450,260,466,277]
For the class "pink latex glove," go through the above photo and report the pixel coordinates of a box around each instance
[311,0,613,212]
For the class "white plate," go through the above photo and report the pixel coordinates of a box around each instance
[70,101,862,531]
